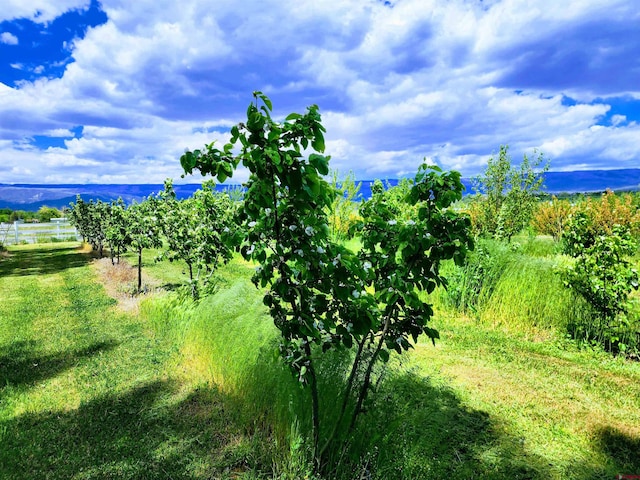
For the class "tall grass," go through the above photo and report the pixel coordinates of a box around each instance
[136,247,640,478]
[139,259,360,476]
[436,235,640,354]
[437,237,592,336]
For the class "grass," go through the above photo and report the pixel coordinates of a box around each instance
[0,243,277,479]
[398,312,640,479]
[2,241,640,479]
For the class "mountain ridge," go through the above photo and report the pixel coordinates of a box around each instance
[1,168,639,211]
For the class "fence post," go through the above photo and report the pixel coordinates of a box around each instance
[14,221,19,244]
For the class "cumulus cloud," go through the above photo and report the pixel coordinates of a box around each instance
[1,32,18,45]
[0,0,90,23]
[0,0,638,184]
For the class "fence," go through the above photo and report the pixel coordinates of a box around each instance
[0,219,81,246]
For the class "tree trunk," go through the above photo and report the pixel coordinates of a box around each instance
[137,247,142,292]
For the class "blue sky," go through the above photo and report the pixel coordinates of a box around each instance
[0,0,639,184]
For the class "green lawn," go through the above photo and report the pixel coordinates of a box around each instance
[2,242,639,479]
[0,243,272,479]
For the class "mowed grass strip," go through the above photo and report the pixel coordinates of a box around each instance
[406,313,640,479]
[0,244,272,479]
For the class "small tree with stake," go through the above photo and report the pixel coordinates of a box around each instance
[156,179,237,299]
[104,198,131,265]
[126,197,163,293]
[180,92,473,474]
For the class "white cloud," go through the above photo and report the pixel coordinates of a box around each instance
[0,0,638,184]
[0,0,90,23]
[1,32,18,45]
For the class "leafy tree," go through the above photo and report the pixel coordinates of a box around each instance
[579,190,640,238]
[180,92,473,473]
[531,196,574,241]
[472,145,548,241]
[69,196,108,256]
[104,198,131,265]
[37,206,62,223]
[157,179,237,299]
[9,210,36,222]
[126,198,163,292]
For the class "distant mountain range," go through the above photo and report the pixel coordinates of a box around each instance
[1,168,639,211]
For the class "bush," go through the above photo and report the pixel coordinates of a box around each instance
[579,190,640,238]
[531,196,574,241]
[562,214,640,354]
[37,206,63,223]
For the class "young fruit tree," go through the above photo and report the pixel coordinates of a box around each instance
[472,145,548,241]
[562,212,640,353]
[180,92,474,473]
[126,197,163,292]
[104,198,131,265]
[69,196,108,256]
[156,179,238,299]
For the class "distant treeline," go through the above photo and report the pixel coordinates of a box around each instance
[0,206,64,223]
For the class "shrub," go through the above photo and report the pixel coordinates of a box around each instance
[580,190,640,238]
[562,214,640,354]
[531,196,575,241]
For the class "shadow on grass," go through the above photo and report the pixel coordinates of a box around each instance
[330,368,553,479]
[0,245,91,277]
[584,426,640,479]
[332,368,640,480]
[0,340,119,388]
[159,282,185,292]
[0,380,273,480]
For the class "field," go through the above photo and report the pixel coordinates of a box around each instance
[1,241,639,479]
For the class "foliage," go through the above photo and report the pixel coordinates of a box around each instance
[562,214,640,353]
[156,179,238,299]
[126,197,163,292]
[68,196,108,256]
[471,145,548,241]
[104,198,130,265]
[577,190,640,238]
[531,196,575,241]
[37,206,63,223]
[180,92,473,473]
[382,177,420,222]
[328,170,362,242]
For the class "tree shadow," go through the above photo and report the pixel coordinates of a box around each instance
[0,380,273,479]
[0,340,119,389]
[577,425,640,479]
[340,368,556,479]
[0,245,91,277]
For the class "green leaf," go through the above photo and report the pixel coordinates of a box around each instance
[379,349,390,363]
[285,113,302,121]
[309,154,329,176]
[261,95,273,111]
[311,129,325,152]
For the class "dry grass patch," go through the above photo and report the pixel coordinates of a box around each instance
[92,257,147,313]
